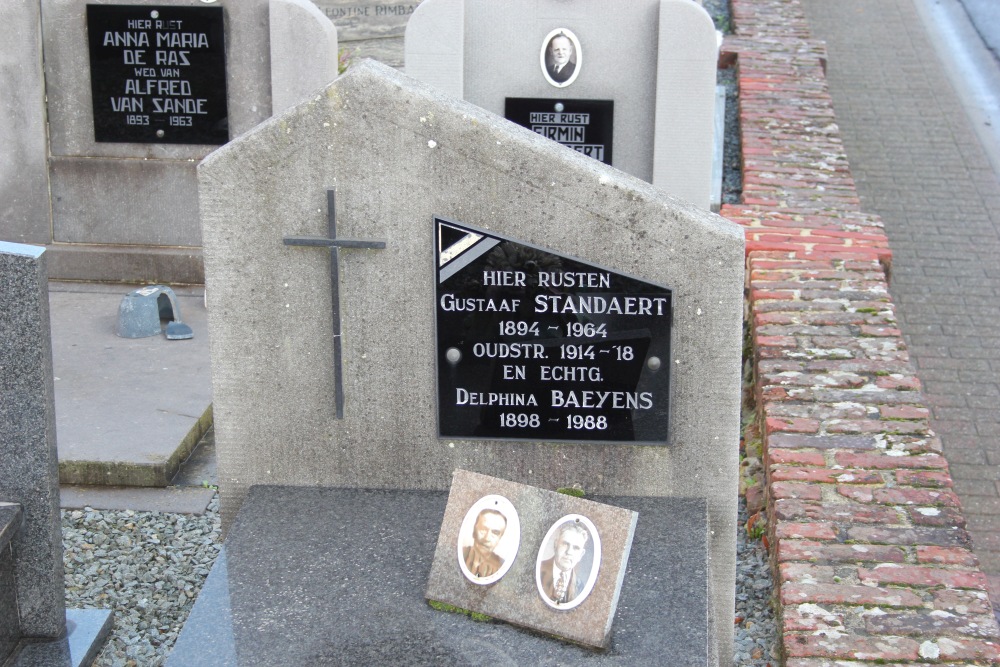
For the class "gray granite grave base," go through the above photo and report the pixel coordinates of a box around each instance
[9,609,113,667]
[1,519,19,662]
[167,486,714,666]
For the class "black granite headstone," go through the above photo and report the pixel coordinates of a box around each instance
[86,5,229,144]
[435,217,672,443]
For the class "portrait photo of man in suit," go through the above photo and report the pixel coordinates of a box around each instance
[463,508,507,578]
[541,29,581,87]
[457,495,520,585]
[538,520,590,605]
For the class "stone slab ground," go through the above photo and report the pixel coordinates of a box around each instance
[49,283,212,489]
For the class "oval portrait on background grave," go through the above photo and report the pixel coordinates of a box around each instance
[540,28,582,88]
[457,495,520,585]
[535,514,601,610]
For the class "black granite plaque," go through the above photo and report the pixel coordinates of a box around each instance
[435,218,672,444]
[505,98,613,165]
[86,5,229,144]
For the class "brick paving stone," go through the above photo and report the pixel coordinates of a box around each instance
[801,0,1000,627]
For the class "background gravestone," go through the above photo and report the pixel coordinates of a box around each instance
[0,0,337,285]
[40,0,271,283]
[271,0,339,114]
[199,60,742,661]
[405,0,719,209]
[310,0,422,67]
[0,2,49,247]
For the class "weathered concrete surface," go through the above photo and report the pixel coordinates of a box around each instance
[199,60,742,661]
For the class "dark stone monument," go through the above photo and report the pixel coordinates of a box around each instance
[0,242,112,666]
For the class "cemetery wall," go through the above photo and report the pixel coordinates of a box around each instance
[724,0,1000,663]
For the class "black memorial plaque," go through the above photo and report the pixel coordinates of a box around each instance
[86,4,229,144]
[435,218,672,444]
[505,98,613,165]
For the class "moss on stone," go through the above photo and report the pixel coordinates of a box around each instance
[428,600,493,622]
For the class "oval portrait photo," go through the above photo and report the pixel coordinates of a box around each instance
[456,495,521,585]
[535,514,602,610]
[540,28,582,88]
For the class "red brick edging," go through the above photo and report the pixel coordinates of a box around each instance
[724,0,1000,663]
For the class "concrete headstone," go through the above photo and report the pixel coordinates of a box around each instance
[270,0,339,114]
[311,0,422,67]
[0,3,49,245]
[404,0,719,209]
[40,0,271,265]
[199,59,741,661]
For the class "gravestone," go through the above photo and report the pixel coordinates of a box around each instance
[271,0,339,114]
[310,0,422,67]
[0,2,48,246]
[1,0,337,284]
[195,59,741,661]
[0,242,112,665]
[404,0,719,209]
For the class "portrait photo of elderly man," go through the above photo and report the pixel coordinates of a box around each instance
[457,495,520,585]
[541,29,581,87]
[536,515,601,609]
[463,508,507,577]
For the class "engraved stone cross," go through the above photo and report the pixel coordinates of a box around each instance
[283,188,386,419]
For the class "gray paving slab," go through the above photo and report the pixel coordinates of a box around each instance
[49,282,213,488]
[60,485,215,515]
[801,0,1000,616]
